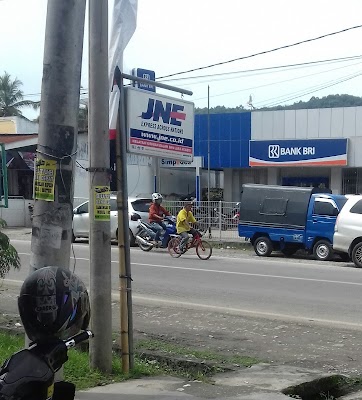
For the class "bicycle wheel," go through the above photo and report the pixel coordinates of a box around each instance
[168,237,182,258]
[196,240,212,260]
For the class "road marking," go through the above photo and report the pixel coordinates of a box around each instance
[13,253,362,286]
[2,278,362,329]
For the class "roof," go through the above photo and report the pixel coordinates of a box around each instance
[0,134,38,151]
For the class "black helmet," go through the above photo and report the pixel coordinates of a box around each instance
[18,266,90,343]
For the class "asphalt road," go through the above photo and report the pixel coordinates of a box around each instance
[4,239,362,329]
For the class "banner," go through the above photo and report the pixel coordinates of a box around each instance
[108,0,138,189]
[34,159,56,201]
[109,0,138,138]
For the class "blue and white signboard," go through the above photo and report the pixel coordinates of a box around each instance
[132,68,156,92]
[249,139,348,167]
[126,87,194,160]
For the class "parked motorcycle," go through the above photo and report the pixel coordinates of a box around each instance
[0,331,93,400]
[133,215,176,252]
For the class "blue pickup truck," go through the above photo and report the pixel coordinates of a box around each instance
[238,184,348,261]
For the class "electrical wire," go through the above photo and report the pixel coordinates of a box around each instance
[192,60,362,101]
[255,71,362,108]
[157,24,362,79]
[158,55,362,83]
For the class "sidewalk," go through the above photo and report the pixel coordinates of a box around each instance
[75,365,362,399]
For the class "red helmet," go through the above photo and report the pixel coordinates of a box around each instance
[18,266,90,343]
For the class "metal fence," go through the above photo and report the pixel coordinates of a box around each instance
[163,200,241,240]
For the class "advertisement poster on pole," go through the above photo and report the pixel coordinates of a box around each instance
[34,159,56,201]
[93,186,111,221]
[126,87,194,161]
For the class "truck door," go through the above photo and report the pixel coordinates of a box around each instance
[306,198,339,249]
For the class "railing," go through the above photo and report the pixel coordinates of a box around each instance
[163,200,241,241]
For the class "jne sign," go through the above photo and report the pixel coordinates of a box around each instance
[126,87,195,161]
[249,139,348,167]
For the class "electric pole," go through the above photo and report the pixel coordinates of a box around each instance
[88,0,112,372]
[30,0,86,273]
[29,0,86,382]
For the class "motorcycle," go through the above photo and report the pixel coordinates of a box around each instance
[133,215,176,252]
[0,330,93,400]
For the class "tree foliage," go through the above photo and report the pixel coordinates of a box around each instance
[0,71,39,117]
[195,94,362,114]
[0,219,20,279]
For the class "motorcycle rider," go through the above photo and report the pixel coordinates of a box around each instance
[149,193,171,245]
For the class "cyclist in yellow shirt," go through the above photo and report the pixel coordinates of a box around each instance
[176,202,198,252]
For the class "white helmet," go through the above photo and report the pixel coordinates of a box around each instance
[152,192,163,203]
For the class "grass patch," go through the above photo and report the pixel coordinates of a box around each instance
[136,338,260,367]
[0,332,165,391]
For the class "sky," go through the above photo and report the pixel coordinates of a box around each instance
[1,0,362,120]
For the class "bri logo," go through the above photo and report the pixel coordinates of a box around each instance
[268,145,280,158]
[141,99,186,126]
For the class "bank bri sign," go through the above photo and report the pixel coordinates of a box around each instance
[249,139,348,167]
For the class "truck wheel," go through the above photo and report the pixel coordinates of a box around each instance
[313,240,332,261]
[254,237,273,257]
[352,242,362,268]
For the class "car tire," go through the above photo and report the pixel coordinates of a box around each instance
[313,240,332,261]
[254,237,273,257]
[352,242,362,268]
[72,230,76,243]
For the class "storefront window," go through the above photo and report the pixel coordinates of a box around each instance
[342,168,362,195]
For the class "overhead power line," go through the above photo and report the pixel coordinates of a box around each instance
[159,55,362,84]
[157,25,362,80]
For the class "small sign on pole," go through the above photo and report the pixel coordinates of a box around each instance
[132,68,156,92]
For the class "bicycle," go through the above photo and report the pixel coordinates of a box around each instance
[168,231,212,260]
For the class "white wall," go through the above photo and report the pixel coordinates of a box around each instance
[15,117,39,134]
[74,134,154,200]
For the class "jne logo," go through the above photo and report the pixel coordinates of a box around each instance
[141,99,186,126]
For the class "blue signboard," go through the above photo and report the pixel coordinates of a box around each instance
[132,68,156,92]
[249,139,348,167]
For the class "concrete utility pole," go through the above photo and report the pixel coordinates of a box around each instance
[30,0,86,272]
[88,0,112,372]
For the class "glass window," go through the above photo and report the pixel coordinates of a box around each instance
[313,200,337,216]
[110,198,117,212]
[77,202,89,214]
[131,199,152,212]
[350,200,362,215]
[259,198,288,216]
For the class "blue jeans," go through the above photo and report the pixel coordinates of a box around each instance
[180,228,198,250]
[150,221,165,241]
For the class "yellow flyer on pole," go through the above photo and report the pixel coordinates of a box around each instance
[94,186,110,220]
[34,159,57,201]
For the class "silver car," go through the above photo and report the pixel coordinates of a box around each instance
[72,196,152,246]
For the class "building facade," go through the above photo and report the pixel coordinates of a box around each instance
[193,107,362,201]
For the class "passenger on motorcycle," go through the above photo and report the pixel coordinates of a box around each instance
[176,201,199,252]
[149,193,171,245]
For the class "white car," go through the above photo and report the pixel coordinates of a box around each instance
[72,196,152,246]
[333,195,362,267]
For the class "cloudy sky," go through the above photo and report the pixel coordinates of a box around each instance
[1,0,362,119]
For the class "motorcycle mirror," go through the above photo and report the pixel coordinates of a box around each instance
[130,213,141,221]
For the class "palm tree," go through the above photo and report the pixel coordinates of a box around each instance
[0,71,39,117]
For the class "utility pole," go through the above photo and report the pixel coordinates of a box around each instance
[29,0,86,382]
[88,0,112,372]
[207,85,211,202]
[30,0,86,273]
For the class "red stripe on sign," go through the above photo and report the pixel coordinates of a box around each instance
[170,112,186,120]
[109,129,116,140]
[130,138,192,154]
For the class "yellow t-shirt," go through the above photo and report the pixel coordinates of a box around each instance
[176,208,196,234]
